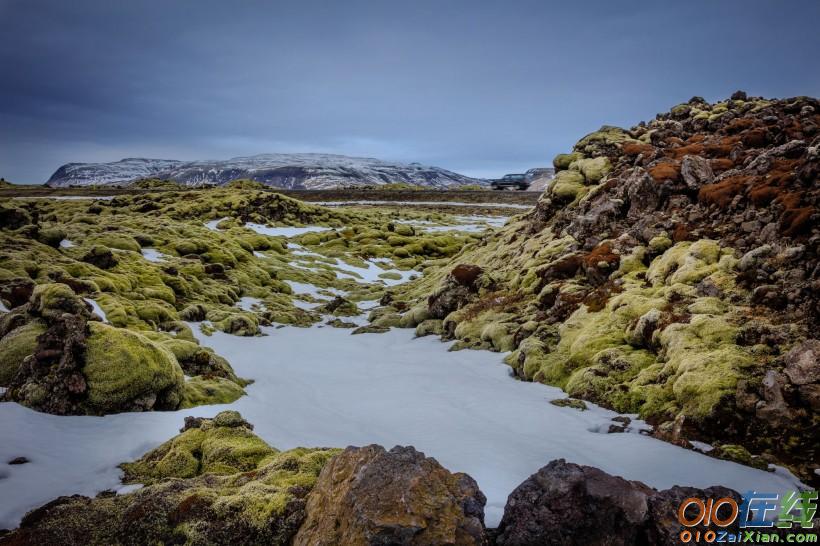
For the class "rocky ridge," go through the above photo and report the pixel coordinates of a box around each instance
[46,153,487,189]
[387,93,819,483]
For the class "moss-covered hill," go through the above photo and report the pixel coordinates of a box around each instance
[387,93,819,483]
[0,189,482,415]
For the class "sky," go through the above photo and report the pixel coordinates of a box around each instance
[1,0,818,183]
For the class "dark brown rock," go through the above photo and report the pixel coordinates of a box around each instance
[494,459,651,546]
[495,460,749,546]
[451,264,484,289]
[0,278,35,309]
[7,457,29,465]
[81,246,117,270]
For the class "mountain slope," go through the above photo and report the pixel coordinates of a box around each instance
[392,93,819,482]
[46,153,486,189]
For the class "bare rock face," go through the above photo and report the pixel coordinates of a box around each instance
[494,460,747,546]
[782,339,820,386]
[680,154,714,190]
[293,445,486,546]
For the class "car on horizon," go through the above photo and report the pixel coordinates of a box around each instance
[490,173,528,190]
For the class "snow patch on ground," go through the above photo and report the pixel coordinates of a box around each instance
[0,325,805,528]
[236,297,264,311]
[204,218,229,231]
[83,298,108,323]
[140,248,167,263]
[245,223,331,238]
[689,440,715,453]
[315,200,532,210]
[59,239,74,248]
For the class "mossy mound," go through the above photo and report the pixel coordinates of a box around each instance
[0,319,46,385]
[121,411,275,482]
[129,178,182,189]
[83,322,185,412]
[7,412,340,546]
[180,376,246,408]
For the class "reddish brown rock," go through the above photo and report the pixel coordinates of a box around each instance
[294,445,485,546]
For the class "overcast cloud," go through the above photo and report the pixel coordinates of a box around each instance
[1,0,818,182]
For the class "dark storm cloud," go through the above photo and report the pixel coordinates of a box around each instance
[1,0,818,182]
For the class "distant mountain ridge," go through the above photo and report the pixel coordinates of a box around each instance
[46,153,487,189]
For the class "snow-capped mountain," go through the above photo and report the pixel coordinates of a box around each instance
[46,154,487,189]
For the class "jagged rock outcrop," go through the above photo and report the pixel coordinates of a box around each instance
[294,445,486,546]
[46,154,486,189]
[394,94,819,483]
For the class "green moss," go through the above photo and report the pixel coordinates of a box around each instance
[572,125,631,155]
[647,240,735,286]
[134,300,179,324]
[30,282,87,316]
[121,411,277,482]
[687,297,728,315]
[415,319,443,337]
[93,234,141,252]
[0,320,46,385]
[549,170,588,202]
[351,324,390,335]
[399,303,431,328]
[550,398,588,411]
[209,311,260,336]
[36,227,67,248]
[569,156,611,183]
[652,315,753,419]
[711,444,768,470]
[225,179,265,190]
[553,152,584,171]
[647,235,672,254]
[83,322,184,412]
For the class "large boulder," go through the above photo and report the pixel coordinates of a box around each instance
[294,445,486,546]
[494,459,652,545]
[494,459,746,546]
